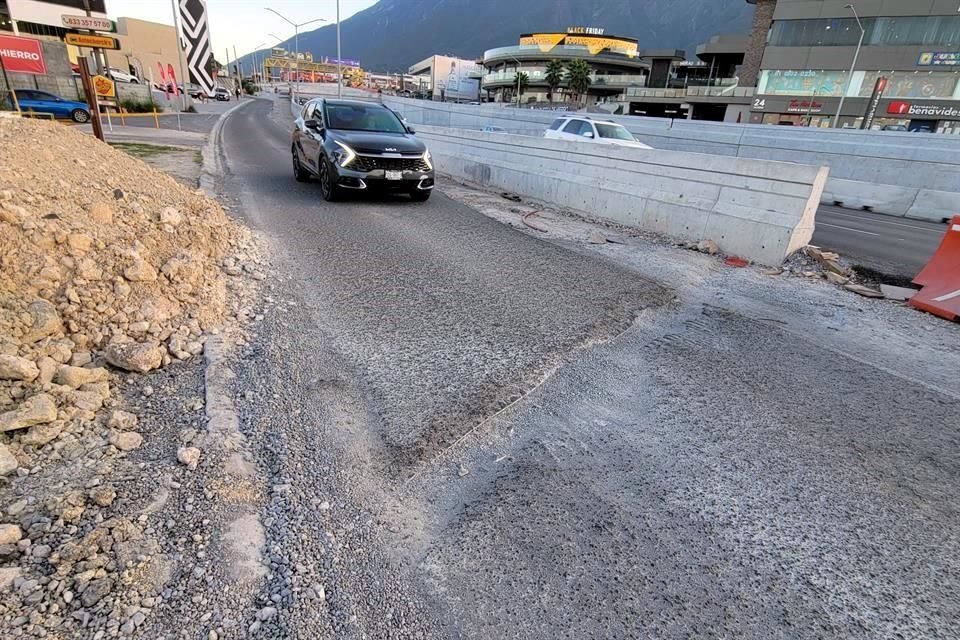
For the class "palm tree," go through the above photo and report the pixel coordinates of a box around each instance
[565,59,592,106]
[516,71,529,105]
[545,60,565,102]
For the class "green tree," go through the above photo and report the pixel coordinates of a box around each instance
[545,60,565,102]
[565,59,592,105]
[515,71,529,104]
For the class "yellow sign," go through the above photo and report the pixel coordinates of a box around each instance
[519,33,567,53]
[65,32,120,50]
[565,35,638,57]
[519,33,638,58]
[92,75,116,98]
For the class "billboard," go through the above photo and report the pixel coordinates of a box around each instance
[322,57,361,68]
[7,0,107,28]
[433,56,480,102]
[0,34,47,75]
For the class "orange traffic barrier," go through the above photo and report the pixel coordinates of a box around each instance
[909,214,960,321]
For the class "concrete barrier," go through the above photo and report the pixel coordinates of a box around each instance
[416,124,829,266]
[383,97,960,223]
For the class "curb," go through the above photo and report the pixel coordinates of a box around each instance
[200,98,256,197]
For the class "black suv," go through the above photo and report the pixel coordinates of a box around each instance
[292,98,435,202]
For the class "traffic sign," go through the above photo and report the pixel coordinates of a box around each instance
[61,14,116,33]
[65,33,119,50]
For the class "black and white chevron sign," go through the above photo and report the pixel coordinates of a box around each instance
[178,0,216,96]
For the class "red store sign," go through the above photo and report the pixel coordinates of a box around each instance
[0,35,47,75]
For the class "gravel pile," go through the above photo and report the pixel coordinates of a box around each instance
[0,116,257,637]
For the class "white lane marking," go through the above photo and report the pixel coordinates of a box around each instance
[818,222,881,237]
[822,209,946,233]
[933,289,960,303]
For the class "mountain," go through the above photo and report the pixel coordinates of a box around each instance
[241,0,754,73]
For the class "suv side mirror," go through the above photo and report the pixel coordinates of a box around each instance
[582,130,595,138]
[406,125,416,134]
[304,119,320,130]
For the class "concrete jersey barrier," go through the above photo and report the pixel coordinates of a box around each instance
[415,124,829,266]
[383,97,959,223]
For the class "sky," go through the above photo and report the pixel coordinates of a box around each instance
[105,0,377,61]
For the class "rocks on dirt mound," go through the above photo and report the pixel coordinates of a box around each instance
[0,116,259,635]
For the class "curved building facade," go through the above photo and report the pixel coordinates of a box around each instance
[482,30,656,105]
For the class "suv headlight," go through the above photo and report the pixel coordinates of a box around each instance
[423,148,433,170]
[332,140,356,168]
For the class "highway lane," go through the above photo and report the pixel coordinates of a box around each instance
[813,205,946,278]
[199,96,960,640]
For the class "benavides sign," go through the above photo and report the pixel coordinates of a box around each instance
[887,101,960,119]
[0,35,46,75]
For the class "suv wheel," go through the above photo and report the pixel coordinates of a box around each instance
[318,158,341,202]
[71,109,90,123]
[292,148,309,182]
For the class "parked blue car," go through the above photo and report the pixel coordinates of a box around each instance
[6,89,90,123]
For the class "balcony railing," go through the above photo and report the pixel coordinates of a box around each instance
[621,84,754,99]
[483,44,645,64]
[483,71,647,88]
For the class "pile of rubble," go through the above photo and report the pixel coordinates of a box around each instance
[778,246,918,301]
[0,116,252,636]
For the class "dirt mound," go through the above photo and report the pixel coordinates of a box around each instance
[0,116,240,372]
[0,116,256,635]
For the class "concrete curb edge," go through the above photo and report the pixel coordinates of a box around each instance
[200,98,256,197]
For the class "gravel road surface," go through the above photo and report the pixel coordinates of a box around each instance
[212,96,960,639]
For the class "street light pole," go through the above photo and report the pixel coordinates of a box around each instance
[833,3,864,129]
[336,0,342,97]
[250,42,267,85]
[265,8,326,98]
[509,56,522,106]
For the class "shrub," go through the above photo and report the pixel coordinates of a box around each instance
[120,98,159,113]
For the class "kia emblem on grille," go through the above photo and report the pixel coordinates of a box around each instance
[385,148,398,152]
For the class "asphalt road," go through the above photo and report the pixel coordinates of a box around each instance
[813,205,947,278]
[215,97,960,639]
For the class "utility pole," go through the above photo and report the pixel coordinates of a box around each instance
[225,47,232,93]
[233,45,242,96]
[336,0,342,97]
[0,57,21,113]
[82,0,106,74]
[169,0,188,120]
[78,58,103,141]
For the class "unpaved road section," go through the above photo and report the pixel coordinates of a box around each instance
[216,97,960,639]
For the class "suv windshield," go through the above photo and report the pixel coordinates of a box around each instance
[325,103,407,133]
[596,123,635,141]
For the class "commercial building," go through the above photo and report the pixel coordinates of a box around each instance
[2,0,108,38]
[409,54,481,102]
[745,0,960,131]
[480,28,755,121]
[619,34,754,122]
[1,2,189,90]
[104,17,187,88]
[482,29,654,105]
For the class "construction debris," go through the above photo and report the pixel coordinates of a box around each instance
[880,284,919,301]
[844,283,886,299]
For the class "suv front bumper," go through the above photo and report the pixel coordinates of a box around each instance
[334,166,435,192]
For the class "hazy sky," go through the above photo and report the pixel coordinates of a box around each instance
[106,0,377,60]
